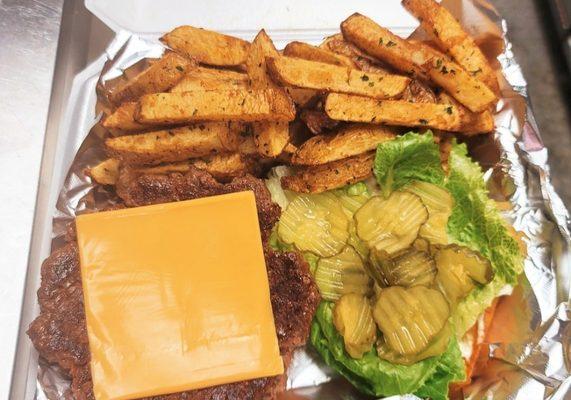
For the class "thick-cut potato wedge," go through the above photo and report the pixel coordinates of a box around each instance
[170,67,249,92]
[285,87,319,107]
[437,92,494,134]
[402,0,498,92]
[136,89,296,125]
[97,153,257,184]
[246,30,281,91]
[191,153,258,180]
[341,15,427,78]
[160,26,250,67]
[105,123,242,165]
[401,79,437,103]
[252,121,290,157]
[276,142,298,164]
[292,124,396,165]
[87,158,121,185]
[246,30,291,157]
[140,153,257,181]
[284,41,354,67]
[282,152,375,193]
[418,43,497,113]
[321,33,392,75]
[237,133,258,155]
[267,56,410,99]
[300,110,339,135]
[108,52,192,105]
[341,13,496,112]
[325,93,468,132]
[102,102,148,132]
[216,123,258,155]
[282,142,299,155]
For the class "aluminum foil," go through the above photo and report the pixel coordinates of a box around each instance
[35,0,571,398]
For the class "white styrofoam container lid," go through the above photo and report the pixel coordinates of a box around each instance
[85,0,418,45]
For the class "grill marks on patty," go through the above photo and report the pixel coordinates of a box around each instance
[28,171,320,400]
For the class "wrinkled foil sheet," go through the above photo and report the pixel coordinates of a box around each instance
[35,0,571,399]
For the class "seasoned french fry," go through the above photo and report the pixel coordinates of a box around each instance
[191,153,259,180]
[341,13,496,112]
[437,92,494,134]
[170,67,249,92]
[87,158,121,185]
[246,30,291,157]
[284,41,355,67]
[108,52,193,105]
[267,56,410,99]
[140,153,258,181]
[105,123,242,165]
[282,152,375,193]
[418,42,497,113]
[325,93,467,132]
[276,142,298,164]
[285,87,319,107]
[237,132,258,155]
[402,0,498,92]
[246,30,281,90]
[102,102,148,132]
[252,121,290,157]
[136,89,296,125]
[136,162,191,175]
[341,15,427,77]
[215,123,258,155]
[321,33,392,75]
[282,142,299,155]
[292,124,396,165]
[160,26,250,67]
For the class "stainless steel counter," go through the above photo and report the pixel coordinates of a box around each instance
[1,0,570,399]
[0,1,63,398]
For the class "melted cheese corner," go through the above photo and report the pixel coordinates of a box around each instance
[76,191,283,400]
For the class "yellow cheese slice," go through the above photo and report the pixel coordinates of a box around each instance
[76,191,283,400]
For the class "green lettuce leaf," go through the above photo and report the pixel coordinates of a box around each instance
[308,132,523,398]
[415,329,466,400]
[373,131,445,196]
[311,302,465,398]
[446,144,523,285]
[372,132,524,328]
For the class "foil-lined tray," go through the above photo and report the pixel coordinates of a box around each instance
[35,0,571,398]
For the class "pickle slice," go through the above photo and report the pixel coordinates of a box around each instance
[348,221,370,259]
[434,249,475,305]
[369,247,436,288]
[335,189,370,216]
[434,245,493,305]
[420,212,450,245]
[412,237,431,253]
[354,192,428,255]
[333,293,377,359]
[373,286,449,355]
[436,245,493,284]
[406,181,453,245]
[314,246,372,301]
[278,192,349,257]
[376,324,451,365]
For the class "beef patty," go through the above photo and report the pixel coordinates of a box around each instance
[28,169,320,400]
[116,167,281,241]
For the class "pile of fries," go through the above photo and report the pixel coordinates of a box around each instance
[90,0,498,194]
